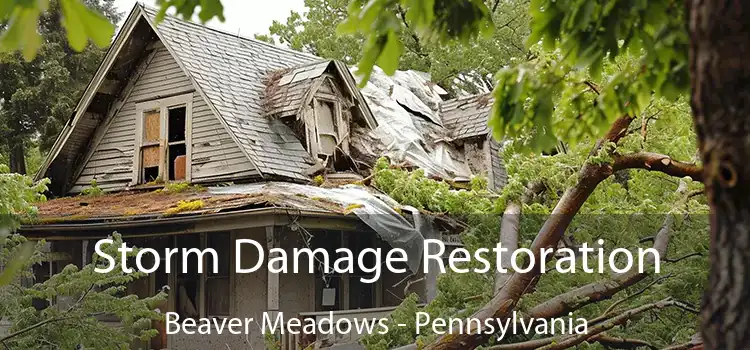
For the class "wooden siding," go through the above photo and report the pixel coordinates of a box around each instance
[70,45,257,194]
[488,139,507,191]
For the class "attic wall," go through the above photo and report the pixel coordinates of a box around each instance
[70,45,257,194]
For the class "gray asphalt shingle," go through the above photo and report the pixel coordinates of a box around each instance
[440,93,494,140]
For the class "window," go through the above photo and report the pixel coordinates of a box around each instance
[134,94,192,184]
[174,232,232,320]
[206,233,231,316]
[315,99,338,156]
[308,96,349,161]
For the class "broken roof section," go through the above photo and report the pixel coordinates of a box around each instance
[441,93,494,140]
[26,182,431,272]
[352,66,473,180]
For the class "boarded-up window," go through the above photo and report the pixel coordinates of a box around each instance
[141,110,161,182]
[137,98,189,183]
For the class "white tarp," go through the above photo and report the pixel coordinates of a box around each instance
[353,66,471,180]
[209,182,425,273]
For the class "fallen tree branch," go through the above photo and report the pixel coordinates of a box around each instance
[599,273,674,319]
[663,334,703,350]
[495,202,520,292]
[491,299,675,350]
[527,212,675,320]
[613,152,703,181]
[424,116,636,350]
[537,298,677,350]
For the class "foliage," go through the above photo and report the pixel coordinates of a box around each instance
[372,158,497,215]
[0,0,115,61]
[0,0,121,173]
[336,0,494,85]
[155,0,225,23]
[338,0,691,153]
[156,182,204,194]
[80,179,103,197]
[359,293,421,349]
[0,232,166,348]
[0,161,48,287]
[366,98,707,348]
[164,199,204,215]
[263,330,281,350]
[259,0,530,94]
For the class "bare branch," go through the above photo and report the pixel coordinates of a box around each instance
[538,298,678,350]
[527,212,674,319]
[664,252,703,263]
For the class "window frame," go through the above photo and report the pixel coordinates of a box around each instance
[133,93,193,184]
[311,94,346,158]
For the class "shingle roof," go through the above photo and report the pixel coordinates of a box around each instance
[264,61,332,118]
[440,93,494,140]
[142,6,323,181]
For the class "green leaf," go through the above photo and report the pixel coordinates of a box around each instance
[60,0,115,51]
[0,6,43,61]
[378,30,403,75]
[0,241,33,286]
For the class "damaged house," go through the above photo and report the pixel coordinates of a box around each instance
[17,3,506,350]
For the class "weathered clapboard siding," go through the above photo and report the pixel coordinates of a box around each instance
[488,139,507,191]
[190,95,258,182]
[70,44,257,194]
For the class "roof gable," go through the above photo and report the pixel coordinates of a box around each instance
[39,4,379,194]
[140,6,319,181]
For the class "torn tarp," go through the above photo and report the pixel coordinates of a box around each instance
[352,66,471,180]
[209,182,425,273]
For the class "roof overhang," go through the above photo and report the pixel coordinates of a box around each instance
[19,207,366,240]
[35,4,147,184]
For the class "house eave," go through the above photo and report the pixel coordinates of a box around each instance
[19,207,364,239]
[35,3,146,183]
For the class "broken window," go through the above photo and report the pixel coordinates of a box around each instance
[135,94,191,184]
[167,106,187,182]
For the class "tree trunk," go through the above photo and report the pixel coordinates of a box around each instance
[688,1,750,348]
[9,140,26,175]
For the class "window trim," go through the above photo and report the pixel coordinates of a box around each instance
[311,95,345,158]
[133,93,193,184]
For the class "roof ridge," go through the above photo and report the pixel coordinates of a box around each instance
[139,3,320,61]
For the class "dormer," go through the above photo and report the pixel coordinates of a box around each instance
[264,61,377,171]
